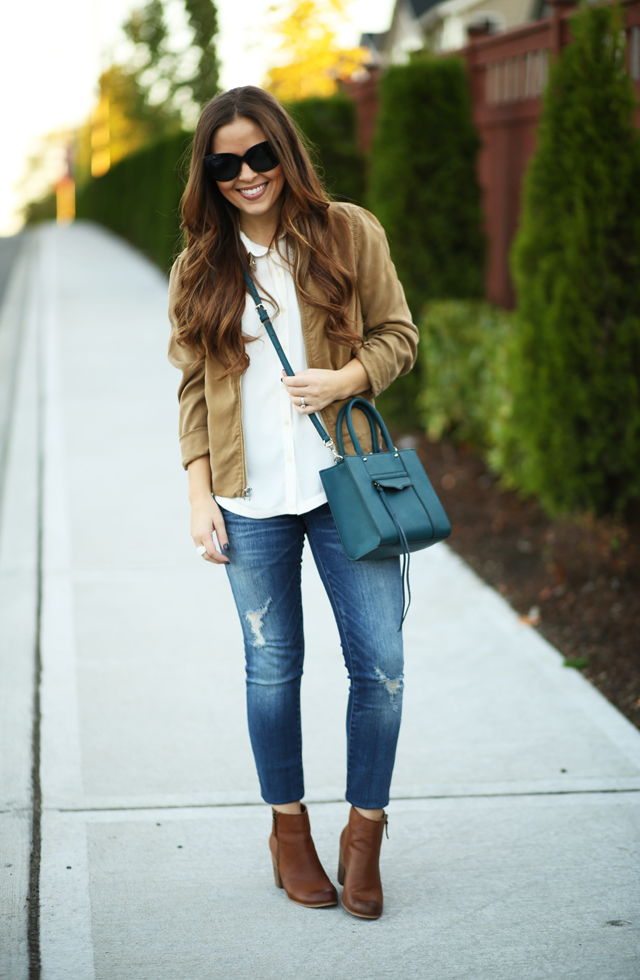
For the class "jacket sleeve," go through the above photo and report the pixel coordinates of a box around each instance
[350,207,419,397]
[167,252,210,469]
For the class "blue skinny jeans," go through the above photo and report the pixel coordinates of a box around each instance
[221,503,404,809]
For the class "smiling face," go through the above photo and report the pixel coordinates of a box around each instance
[212,116,285,232]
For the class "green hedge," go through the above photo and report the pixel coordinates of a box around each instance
[287,95,365,204]
[76,131,191,272]
[367,57,485,427]
[418,300,512,454]
[507,2,640,515]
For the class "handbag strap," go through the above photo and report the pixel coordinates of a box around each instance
[243,270,342,461]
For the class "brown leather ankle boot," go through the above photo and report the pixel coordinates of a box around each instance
[338,806,387,919]
[269,805,338,908]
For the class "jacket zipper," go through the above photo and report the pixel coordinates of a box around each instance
[235,373,251,497]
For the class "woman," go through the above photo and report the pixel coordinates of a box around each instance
[168,86,418,919]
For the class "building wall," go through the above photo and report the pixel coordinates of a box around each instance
[422,0,532,55]
[469,0,534,32]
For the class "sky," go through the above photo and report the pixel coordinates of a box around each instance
[0,0,395,235]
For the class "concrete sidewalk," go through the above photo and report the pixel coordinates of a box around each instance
[1,222,639,980]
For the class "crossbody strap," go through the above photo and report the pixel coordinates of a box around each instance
[243,270,342,460]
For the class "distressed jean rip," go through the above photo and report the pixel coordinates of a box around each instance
[374,667,404,711]
[246,597,272,648]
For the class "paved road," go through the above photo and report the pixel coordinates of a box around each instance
[2,222,639,980]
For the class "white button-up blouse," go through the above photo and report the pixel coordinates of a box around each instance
[214,231,334,519]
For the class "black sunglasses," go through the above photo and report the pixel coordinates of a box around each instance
[203,140,279,183]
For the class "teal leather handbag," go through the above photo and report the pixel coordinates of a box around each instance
[243,271,451,626]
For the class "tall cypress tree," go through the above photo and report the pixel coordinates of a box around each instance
[508,2,640,515]
[369,57,484,313]
[368,57,485,425]
[287,95,365,203]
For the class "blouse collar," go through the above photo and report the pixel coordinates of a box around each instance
[239,229,270,259]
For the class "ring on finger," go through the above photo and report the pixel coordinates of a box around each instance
[300,396,306,409]
[196,545,207,557]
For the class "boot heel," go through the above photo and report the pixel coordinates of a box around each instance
[272,853,283,889]
[337,847,345,886]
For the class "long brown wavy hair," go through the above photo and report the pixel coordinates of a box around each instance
[174,86,361,375]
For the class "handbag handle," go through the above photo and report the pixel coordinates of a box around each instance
[336,397,395,458]
[243,271,342,460]
[336,401,380,456]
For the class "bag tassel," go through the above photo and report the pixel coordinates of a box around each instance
[374,484,411,631]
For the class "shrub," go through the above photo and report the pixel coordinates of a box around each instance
[76,130,191,271]
[287,95,365,203]
[368,57,485,428]
[507,1,640,516]
[418,300,512,452]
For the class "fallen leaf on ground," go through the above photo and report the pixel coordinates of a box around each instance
[519,605,541,626]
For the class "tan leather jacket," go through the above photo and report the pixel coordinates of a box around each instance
[167,202,418,498]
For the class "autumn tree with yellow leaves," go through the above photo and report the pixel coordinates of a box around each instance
[264,0,368,102]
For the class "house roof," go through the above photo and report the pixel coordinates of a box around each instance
[408,0,443,19]
[361,31,389,51]
[361,0,464,57]
[360,30,390,60]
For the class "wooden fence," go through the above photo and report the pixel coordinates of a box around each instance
[345,0,640,308]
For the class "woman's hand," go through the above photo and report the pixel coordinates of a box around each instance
[282,359,370,414]
[190,495,229,564]
[187,455,229,565]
